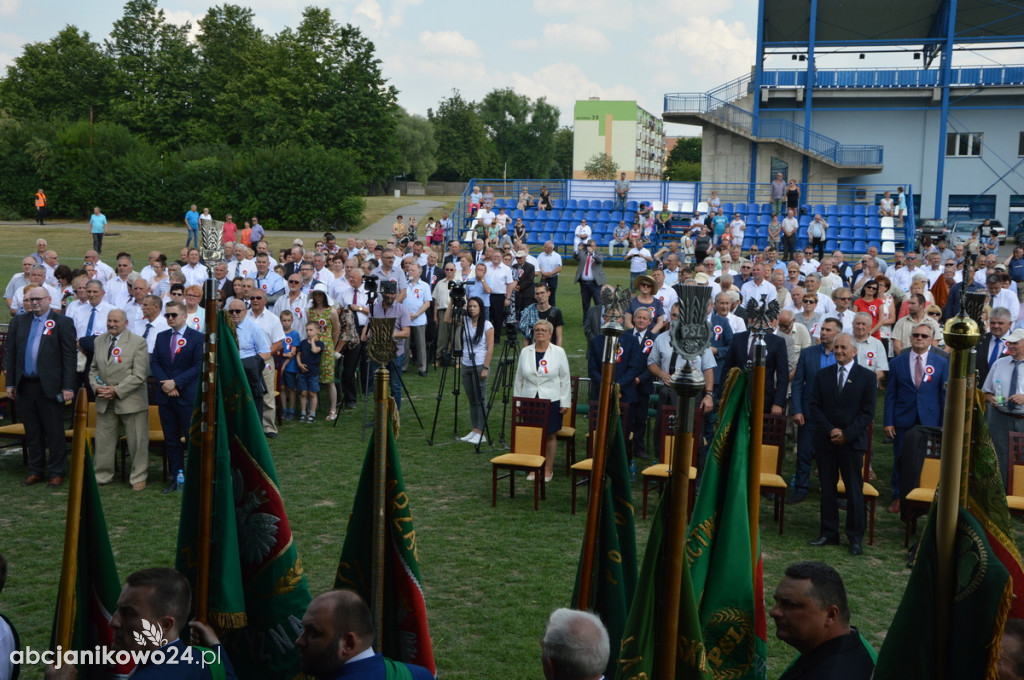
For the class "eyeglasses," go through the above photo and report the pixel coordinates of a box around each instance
[864,285,878,290]
[227,309,245,315]
[911,333,932,339]
[164,313,179,319]
[834,296,851,301]
[804,298,818,303]
[250,296,264,300]
[289,279,301,284]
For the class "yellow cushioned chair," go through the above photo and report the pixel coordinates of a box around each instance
[903,431,943,548]
[836,423,879,545]
[1006,432,1024,517]
[759,414,789,535]
[490,397,552,510]
[640,404,701,520]
[571,401,631,515]
[556,377,580,474]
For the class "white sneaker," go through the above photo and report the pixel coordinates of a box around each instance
[460,432,476,442]
[467,432,483,444]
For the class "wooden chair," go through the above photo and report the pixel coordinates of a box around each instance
[62,401,98,443]
[639,404,702,520]
[0,371,30,464]
[556,377,580,473]
[490,398,552,510]
[903,430,943,547]
[1006,432,1024,517]
[759,414,788,535]
[837,423,879,545]
[120,406,169,483]
[570,401,631,515]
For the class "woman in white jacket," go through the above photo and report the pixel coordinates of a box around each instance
[513,319,571,482]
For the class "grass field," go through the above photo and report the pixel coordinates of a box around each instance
[0,223,1019,679]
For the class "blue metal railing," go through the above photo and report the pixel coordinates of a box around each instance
[758,64,1024,89]
[664,93,883,166]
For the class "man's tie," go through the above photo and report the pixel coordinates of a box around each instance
[143,322,152,339]
[914,354,924,388]
[25,316,43,376]
[748,335,757,361]
[584,255,591,277]
[170,331,178,364]
[990,337,1003,367]
[108,335,117,358]
[837,366,846,393]
[1011,361,1021,400]
[86,307,97,336]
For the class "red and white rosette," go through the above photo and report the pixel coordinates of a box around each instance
[176,336,186,354]
[924,365,935,383]
[866,351,875,367]
[713,324,723,341]
[284,337,293,349]
[615,345,623,363]
[111,346,122,363]
[539,358,549,374]
[319,318,327,330]
[192,316,200,327]
[294,306,303,319]
[644,338,654,354]
[44,319,55,336]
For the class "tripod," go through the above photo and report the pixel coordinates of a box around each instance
[427,299,467,445]
[477,323,520,451]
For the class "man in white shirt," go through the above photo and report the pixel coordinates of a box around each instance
[104,255,136,309]
[803,274,836,316]
[625,238,653,288]
[988,273,1020,323]
[10,265,61,313]
[831,287,857,333]
[228,247,256,280]
[138,250,162,280]
[251,253,286,304]
[402,263,432,377]
[485,250,515,329]
[123,278,150,327]
[651,267,678,316]
[248,289,285,437]
[181,248,209,288]
[852,312,889,384]
[536,240,564,307]
[817,258,843,296]
[4,256,35,312]
[740,262,777,305]
[922,250,944,287]
[310,253,335,286]
[889,252,919,292]
[573,219,593,254]
[131,294,169,352]
[712,292,747,334]
[84,250,114,283]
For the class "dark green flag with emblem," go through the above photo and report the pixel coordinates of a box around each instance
[688,369,766,679]
[176,311,312,680]
[572,393,638,679]
[874,390,1024,679]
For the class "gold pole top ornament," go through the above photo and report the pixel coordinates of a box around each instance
[942,315,980,350]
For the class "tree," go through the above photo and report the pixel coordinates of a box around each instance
[104,0,200,147]
[0,27,115,123]
[664,136,702,181]
[430,90,495,181]
[551,127,573,179]
[584,152,618,180]
[394,110,437,182]
[477,88,560,178]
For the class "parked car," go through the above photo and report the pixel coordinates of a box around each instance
[948,218,1006,246]
[915,218,947,249]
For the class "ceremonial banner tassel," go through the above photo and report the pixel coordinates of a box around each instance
[334,398,437,675]
[175,310,312,680]
[52,390,134,679]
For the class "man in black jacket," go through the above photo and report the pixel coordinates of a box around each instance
[720,328,789,414]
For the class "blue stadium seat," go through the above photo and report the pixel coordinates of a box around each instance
[553,199,565,210]
[853,228,868,240]
[762,203,773,214]
[572,210,585,220]
[756,226,769,238]
[839,216,853,227]
[565,199,577,210]
[722,202,734,214]
[866,229,881,242]
[853,205,867,217]
[852,216,866,227]
[867,216,880,228]
[799,215,811,227]
[797,236,808,249]
[813,204,827,216]
[826,239,838,252]
[557,221,569,232]
[826,204,839,216]
[743,236,756,250]
[601,200,614,211]
[548,209,561,220]
[525,209,536,219]
[512,210,524,219]
[536,209,548,219]
[609,211,622,222]
[598,210,611,221]
[593,221,608,236]
[494,198,506,209]
[626,200,638,211]
[526,231,543,245]
[853,240,868,253]
[585,210,598,221]
[839,205,853,216]
[801,204,813,217]
[758,214,772,226]
[553,232,569,246]
[839,240,854,252]
[624,211,635,223]
[757,237,769,249]
[839,228,854,240]
[735,202,748,214]
[798,228,809,241]
[577,199,590,210]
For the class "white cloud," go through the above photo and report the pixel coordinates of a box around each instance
[353,0,384,32]
[418,30,481,59]
[541,24,610,52]
[386,0,422,26]
[0,0,18,16]
[510,62,639,120]
[652,16,755,86]
[508,37,539,51]
[163,9,203,42]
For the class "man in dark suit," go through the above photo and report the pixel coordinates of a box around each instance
[883,321,948,514]
[978,306,1012,387]
[513,250,536,313]
[808,333,877,556]
[149,301,204,494]
[574,239,606,320]
[789,317,842,505]
[442,239,463,268]
[587,313,645,407]
[721,328,789,414]
[624,307,657,458]
[4,287,76,487]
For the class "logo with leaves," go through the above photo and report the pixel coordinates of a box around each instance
[132,619,168,648]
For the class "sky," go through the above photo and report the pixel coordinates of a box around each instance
[2,0,1022,137]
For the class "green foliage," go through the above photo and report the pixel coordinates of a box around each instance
[477,88,560,179]
[584,152,618,180]
[551,126,574,179]
[430,89,495,181]
[395,110,438,182]
[664,137,702,181]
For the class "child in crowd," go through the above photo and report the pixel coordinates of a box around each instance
[297,321,325,423]
[468,185,482,215]
[279,310,300,420]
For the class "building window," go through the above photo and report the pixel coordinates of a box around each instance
[946,132,983,157]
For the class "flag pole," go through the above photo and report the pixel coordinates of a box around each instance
[655,283,711,680]
[932,303,981,679]
[576,315,624,610]
[746,296,773,575]
[371,365,390,648]
[55,387,89,650]
[196,279,219,623]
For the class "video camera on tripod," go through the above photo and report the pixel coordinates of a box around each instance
[448,279,467,309]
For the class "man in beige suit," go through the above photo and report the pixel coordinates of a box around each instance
[89,309,151,489]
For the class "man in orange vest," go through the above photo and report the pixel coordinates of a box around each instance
[34,189,47,225]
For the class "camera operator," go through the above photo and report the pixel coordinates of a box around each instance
[361,280,410,409]
[435,268,463,366]
[446,296,493,444]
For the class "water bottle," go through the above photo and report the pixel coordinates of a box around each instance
[176,469,185,492]
[629,461,637,482]
[997,379,1005,405]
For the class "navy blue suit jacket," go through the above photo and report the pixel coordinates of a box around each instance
[791,344,834,418]
[587,331,645,403]
[149,326,204,407]
[328,653,433,680]
[721,331,789,409]
[708,313,734,386]
[809,363,877,452]
[883,350,948,429]
[132,639,236,679]
[629,328,658,397]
